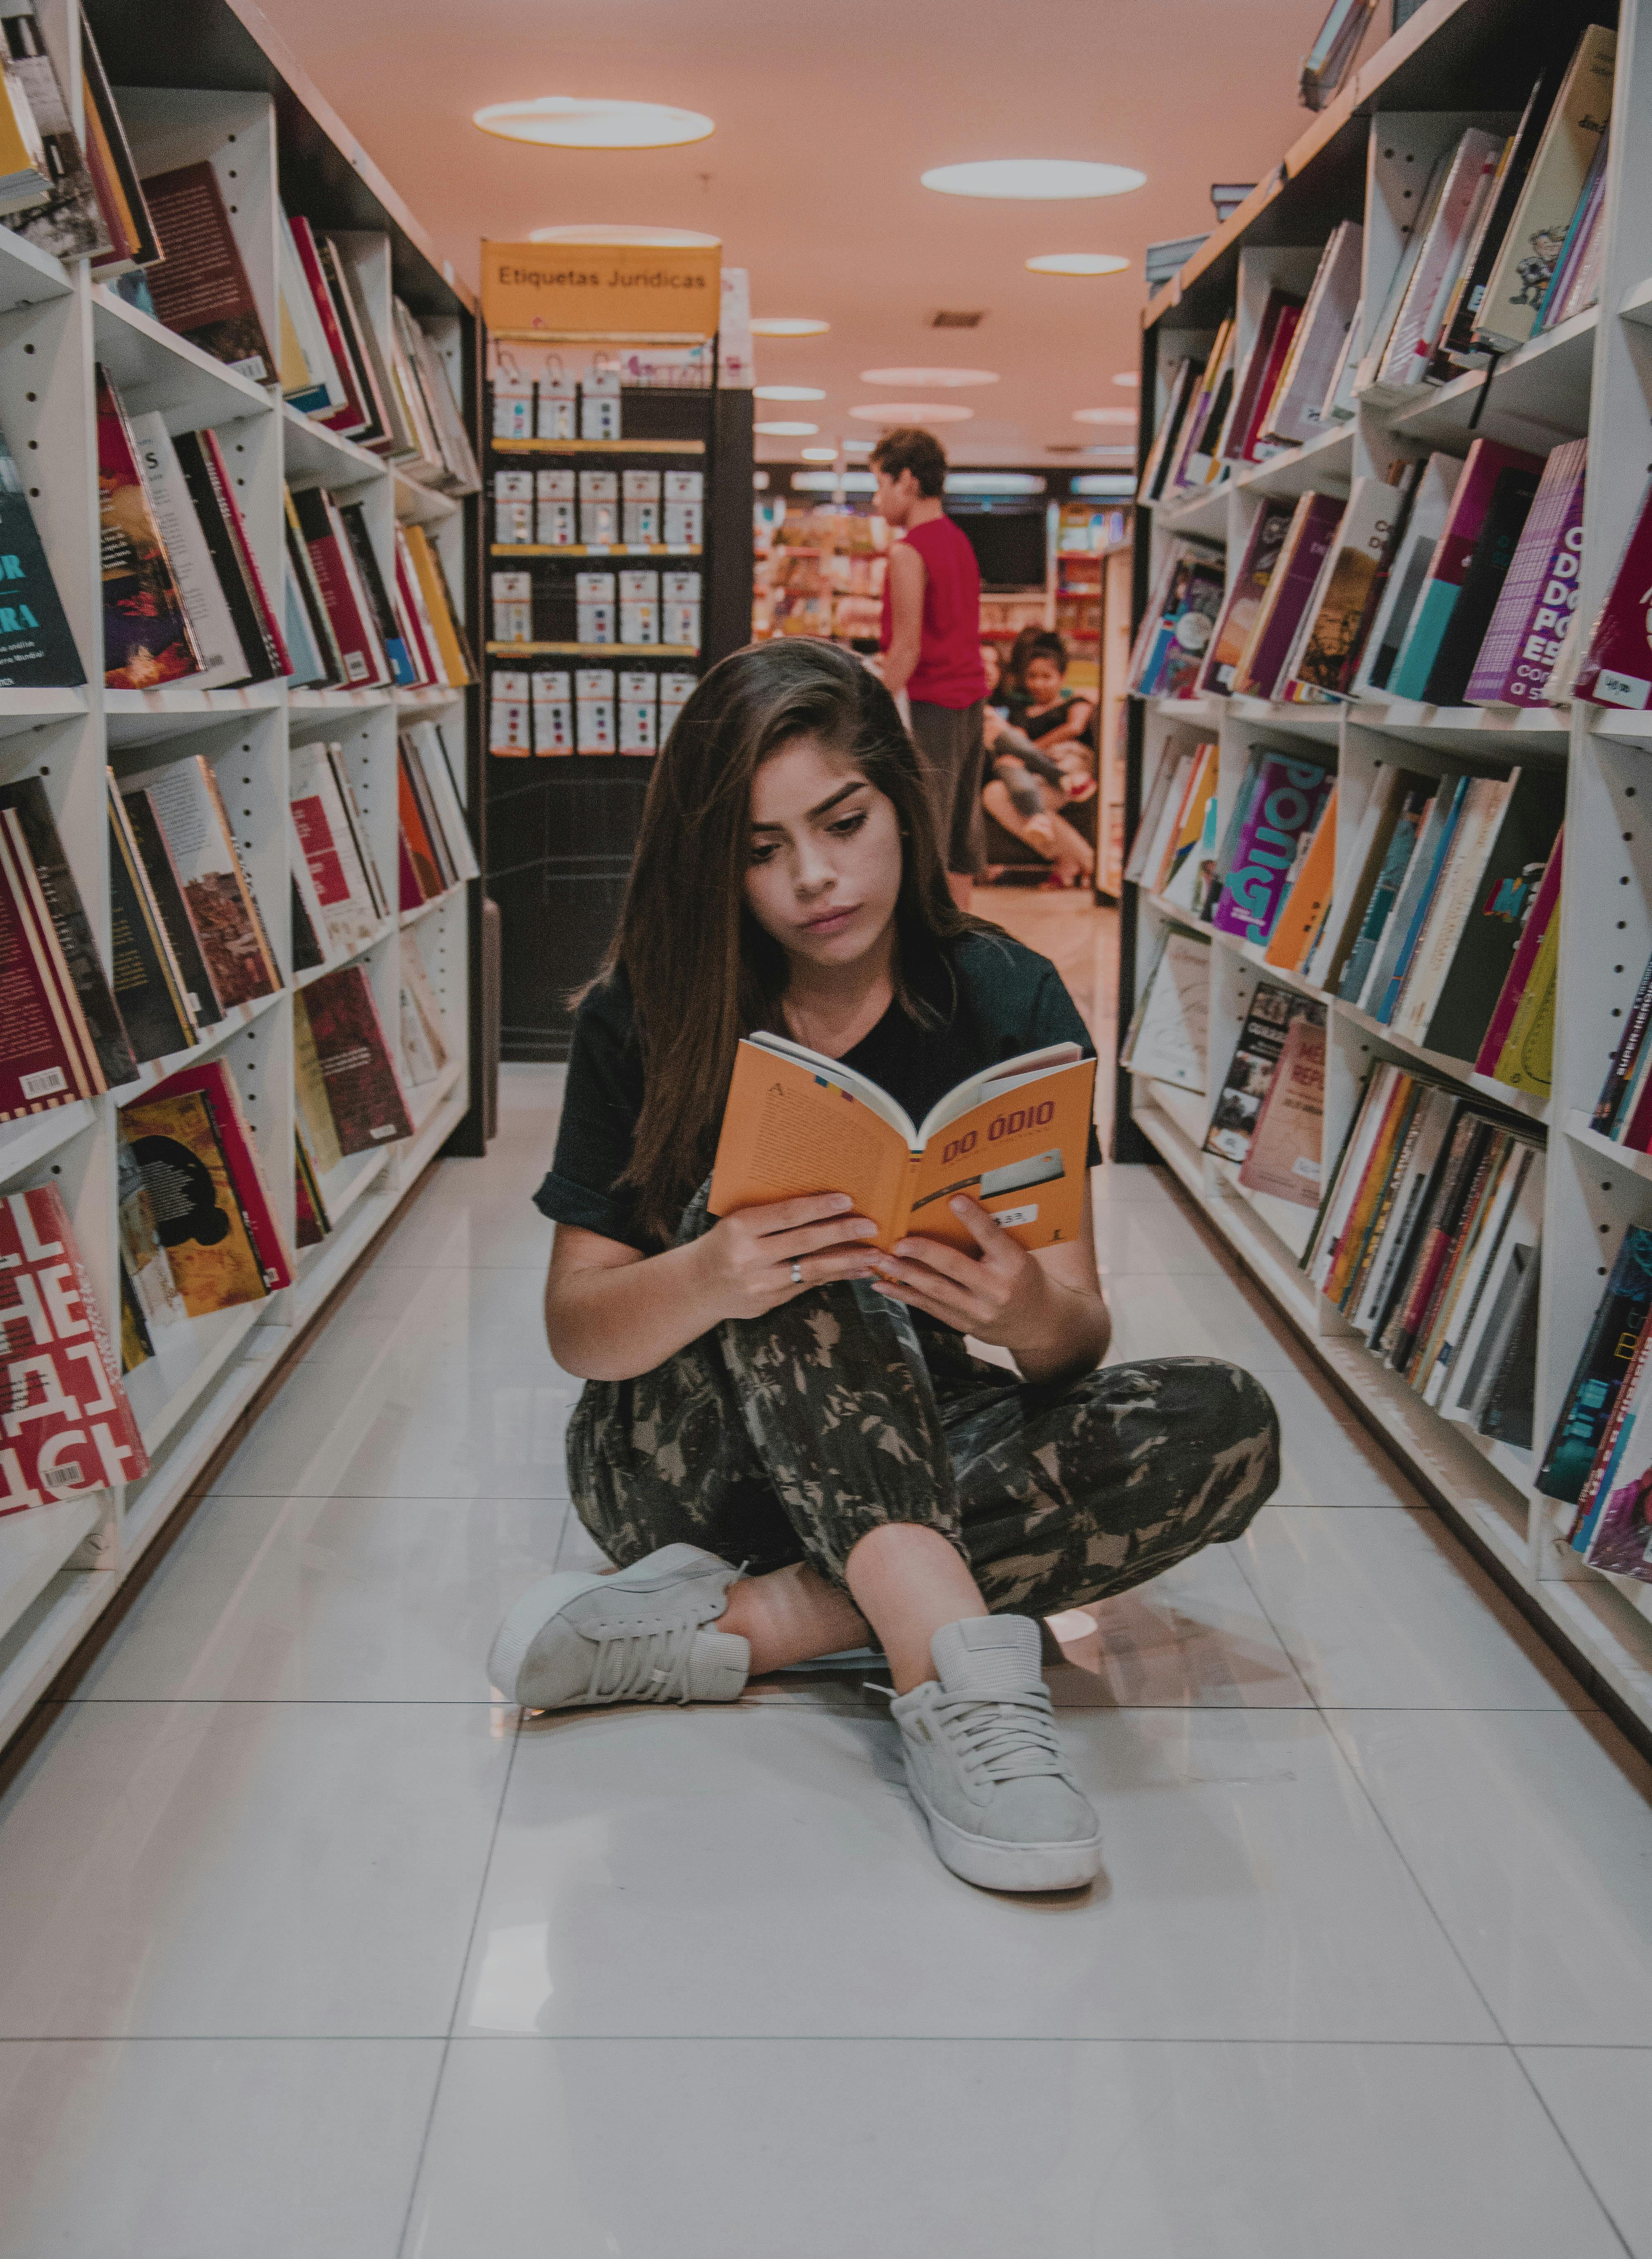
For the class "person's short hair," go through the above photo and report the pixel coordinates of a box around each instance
[1023,630,1068,674]
[869,426,949,498]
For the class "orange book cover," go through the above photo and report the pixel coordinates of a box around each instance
[1237,1015,1325,1207]
[708,1035,1096,1255]
[1264,783,1338,972]
[1155,741,1218,895]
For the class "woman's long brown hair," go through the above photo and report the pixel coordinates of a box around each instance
[601,636,977,1244]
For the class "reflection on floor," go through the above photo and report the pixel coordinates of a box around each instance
[0,892,1648,2257]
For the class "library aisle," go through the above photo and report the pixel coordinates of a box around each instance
[0,894,1644,2257]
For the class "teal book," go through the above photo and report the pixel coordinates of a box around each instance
[1373,774,1468,1024]
[1337,787,1428,1003]
[1387,437,1544,702]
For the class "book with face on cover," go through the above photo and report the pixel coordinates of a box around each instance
[0,1183,147,1508]
[709,1035,1097,1258]
[140,1057,293,1292]
[117,1086,271,1316]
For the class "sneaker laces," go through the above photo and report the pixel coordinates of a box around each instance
[583,1622,702,1706]
[934,1686,1068,1783]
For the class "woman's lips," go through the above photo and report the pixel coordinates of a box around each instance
[800,904,858,934]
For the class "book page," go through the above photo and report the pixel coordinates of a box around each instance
[904,1056,1095,1254]
[708,1040,909,1240]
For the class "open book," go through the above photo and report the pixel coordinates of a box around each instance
[708,1033,1097,1254]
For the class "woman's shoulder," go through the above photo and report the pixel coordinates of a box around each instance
[570,964,640,1059]
[950,928,1091,1049]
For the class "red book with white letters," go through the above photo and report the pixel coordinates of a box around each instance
[0,1184,147,1513]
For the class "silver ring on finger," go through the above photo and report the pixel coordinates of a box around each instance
[789,1259,804,1287]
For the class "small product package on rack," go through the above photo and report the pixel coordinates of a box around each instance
[535,468,577,546]
[575,667,616,752]
[532,670,573,753]
[619,670,658,753]
[660,669,697,746]
[491,359,533,442]
[575,570,616,644]
[622,468,662,544]
[664,469,704,547]
[494,470,534,545]
[662,569,702,649]
[491,570,532,645]
[580,365,622,441]
[620,568,659,645]
[579,469,619,546]
[489,669,531,755]
[536,367,576,442]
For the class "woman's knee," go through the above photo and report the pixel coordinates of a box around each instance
[1179,1359,1281,1537]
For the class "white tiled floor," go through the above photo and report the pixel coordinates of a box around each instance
[1,904,1650,2255]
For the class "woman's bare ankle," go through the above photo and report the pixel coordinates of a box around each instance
[719,1562,872,1674]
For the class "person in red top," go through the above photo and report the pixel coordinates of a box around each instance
[871,426,989,908]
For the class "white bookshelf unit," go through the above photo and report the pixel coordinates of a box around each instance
[0,0,482,1750]
[1120,0,1652,1741]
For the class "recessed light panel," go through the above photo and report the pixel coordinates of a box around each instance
[800,447,838,461]
[1073,406,1138,424]
[473,97,715,148]
[529,223,720,246]
[755,420,819,436]
[1112,371,1140,387]
[1025,252,1130,276]
[921,158,1145,200]
[753,385,826,401]
[848,402,973,424]
[859,367,997,388]
[750,316,829,337]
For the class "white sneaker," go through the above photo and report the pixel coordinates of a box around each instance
[488,1543,750,1711]
[890,1616,1102,1892]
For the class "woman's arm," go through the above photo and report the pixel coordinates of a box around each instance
[879,540,926,698]
[871,1178,1110,1384]
[1032,697,1095,749]
[545,1195,884,1380]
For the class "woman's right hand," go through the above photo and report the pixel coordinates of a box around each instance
[695,1193,883,1321]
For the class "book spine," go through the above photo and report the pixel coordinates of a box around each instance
[1575,480,1652,709]
[199,429,291,675]
[1475,830,1561,1074]
[1466,444,1587,704]
[1595,949,1652,1133]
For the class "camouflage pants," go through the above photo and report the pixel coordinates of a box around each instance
[567,1189,1280,1618]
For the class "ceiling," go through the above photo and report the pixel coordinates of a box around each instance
[256,0,1323,466]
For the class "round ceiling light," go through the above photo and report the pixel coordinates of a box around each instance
[750,316,829,337]
[1073,406,1137,424]
[848,401,973,424]
[528,223,721,246]
[472,97,714,149]
[1112,371,1140,387]
[858,366,997,388]
[755,420,819,437]
[1025,252,1130,276]
[753,385,826,401]
[920,158,1145,200]
[800,447,838,461]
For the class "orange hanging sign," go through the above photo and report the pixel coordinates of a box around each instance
[480,240,722,337]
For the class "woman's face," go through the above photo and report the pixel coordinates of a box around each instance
[980,643,1002,696]
[1024,655,1064,705]
[744,734,904,972]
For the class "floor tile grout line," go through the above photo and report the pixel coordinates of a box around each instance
[1507,2046,1639,2257]
[1,2030,1629,2047]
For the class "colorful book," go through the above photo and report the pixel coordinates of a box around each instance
[1386,439,1545,702]
[125,755,280,1010]
[1283,477,1403,699]
[107,777,196,1067]
[1206,984,1325,1163]
[140,161,276,382]
[0,409,84,687]
[1475,828,1561,1078]
[295,964,414,1156]
[0,774,135,1089]
[1233,492,1345,698]
[1264,785,1337,971]
[1538,1227,1652,1504]
[1574,478,1652,710]
[1420,460,1544,706]
[1210,751,1334,945]
[1237,1013,1325,1206]
[1466,440,1587,705]
[1199,498,1294,695]
[1261,222,1362,445]
[96,368,201,689]
[117,1086,272,1316]
[1416,774,1564,1063]
[140,1057,294,1293]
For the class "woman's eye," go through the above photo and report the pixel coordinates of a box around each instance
[748,842,779,865]
[828,810,867,837]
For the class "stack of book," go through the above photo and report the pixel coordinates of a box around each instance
[1127,542,1226,696]
[1542,1229,1652,1583]
[278,211,478,492]
[1307,1066,1545,1440]
[118,1057,295,1364]
[284,483,471,696]
[396,725,480,910]
[1123,738,1219,912]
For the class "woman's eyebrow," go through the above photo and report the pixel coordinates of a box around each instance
[749,780,868,832]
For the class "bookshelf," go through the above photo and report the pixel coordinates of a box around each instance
[0,0,483,1752]
[1120,0,1652,1742]
[484,342,753,1062]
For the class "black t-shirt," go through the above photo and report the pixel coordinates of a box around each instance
[534,928,1103,1252]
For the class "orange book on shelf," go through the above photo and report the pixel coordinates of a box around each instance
[1264,783,1337,973]
[1155,741,1218,895]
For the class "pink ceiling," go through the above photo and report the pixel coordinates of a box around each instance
[257,0,1320,464]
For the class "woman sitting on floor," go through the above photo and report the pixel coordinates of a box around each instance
[491,637,1279,1894]
[979,638,1096,888]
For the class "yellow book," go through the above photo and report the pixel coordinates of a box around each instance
[709,1034,1096,1255]
[403,524,472,687]
[277,289,314,398]
[118,1089,268,1316]
[292,995,344,1175]
[1155,742,1217,894]
[1265,784,1337,973]
[1493,909,1557,1095]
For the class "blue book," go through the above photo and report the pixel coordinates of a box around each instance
[282,556,326,685]
[1373,775,1467,1023]
[1539,1225,1652,1504]
[1337,791,1426,1002]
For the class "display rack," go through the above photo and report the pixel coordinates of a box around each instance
[0,0,483,1752]
[484,344,752,1060]
[1119,0,1652,1740]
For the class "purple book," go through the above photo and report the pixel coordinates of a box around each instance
[1211,749,1335,942]
[1466,439,1587,706]
[1237,492,1345,699]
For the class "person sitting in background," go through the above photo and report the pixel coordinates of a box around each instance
[979,639,1095,888]
[1016,632,1097,793]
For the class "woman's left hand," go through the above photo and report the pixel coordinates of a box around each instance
[872,1195,1047,1343]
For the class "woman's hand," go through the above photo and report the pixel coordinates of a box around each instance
[696,1193,882,1322]
[871,1195,1047,1344]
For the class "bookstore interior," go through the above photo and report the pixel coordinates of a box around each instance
[2,0,1652,2243]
